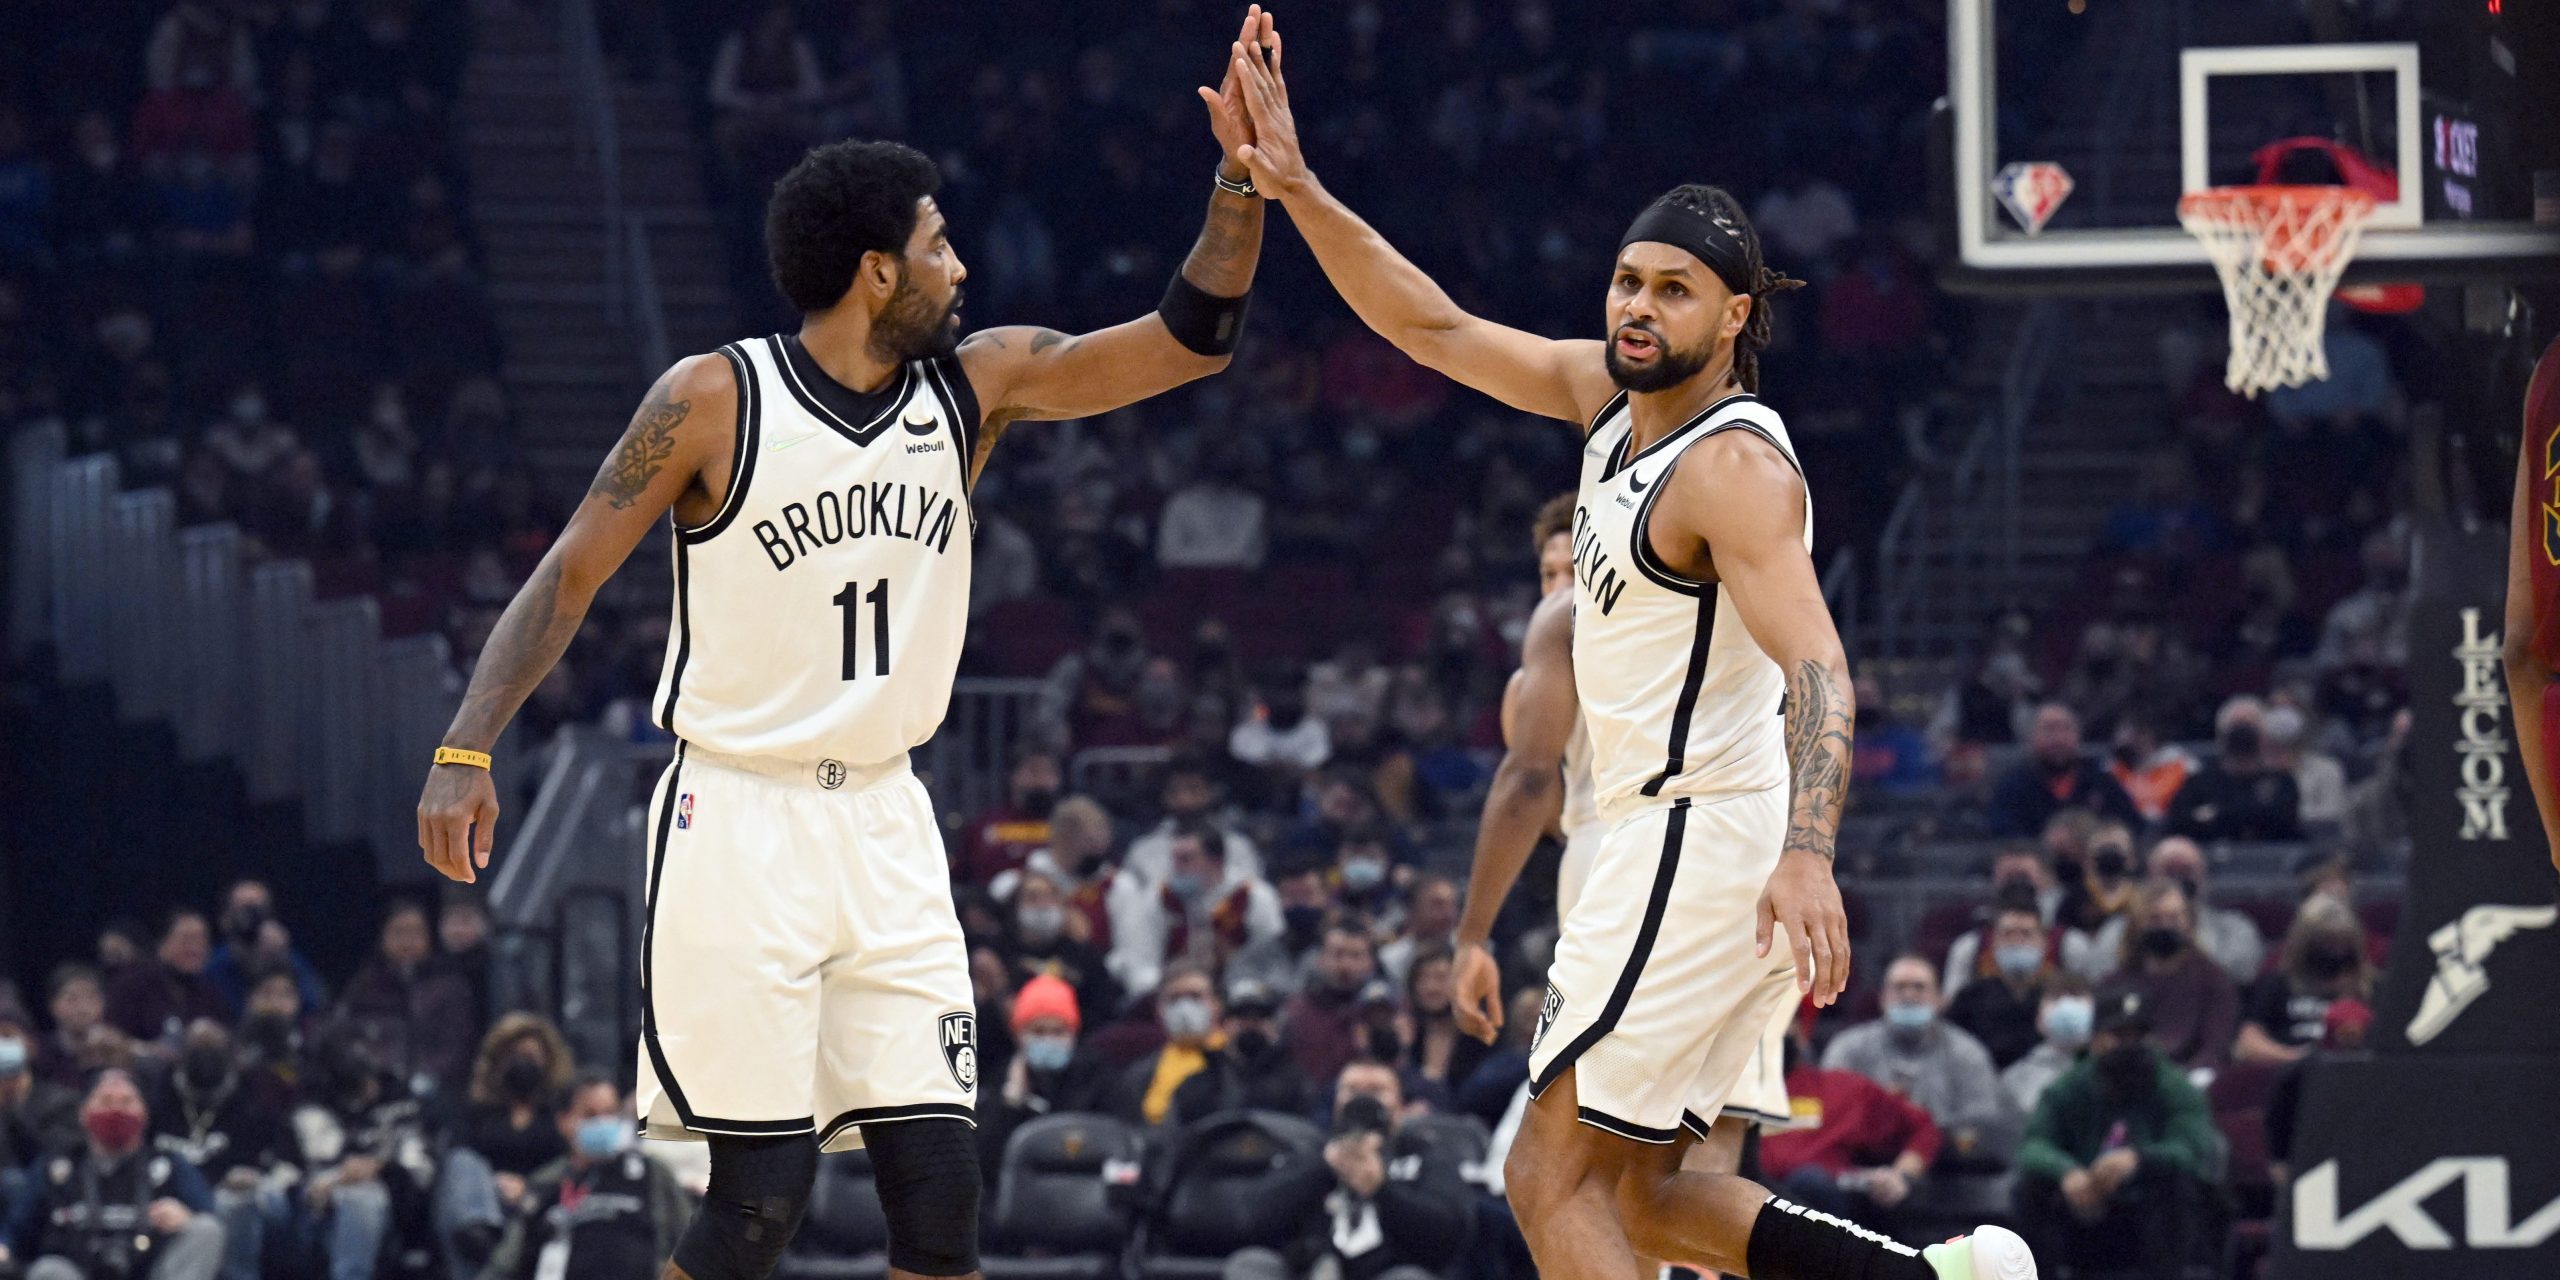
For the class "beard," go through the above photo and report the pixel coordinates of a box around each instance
[1604,324,1714,393]
[872,269,963,361]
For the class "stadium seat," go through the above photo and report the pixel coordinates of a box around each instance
[779,1149,890,1280]
[986,1112,1143,1280]
[2209,1059,2283,1278]
[1397,1112,1493,1182]
[1135,1110,1332,1280]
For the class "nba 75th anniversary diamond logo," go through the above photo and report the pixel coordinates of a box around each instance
[939,1012,978,1091]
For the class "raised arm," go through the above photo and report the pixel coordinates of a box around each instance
[1228,29,1613,425]
[415,353,737,884]
[1666,432,1854,1004]
[954,11,1274,475]
[1453,589,1579,1043]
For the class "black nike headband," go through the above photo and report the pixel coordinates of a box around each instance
[1618,202,1753,297]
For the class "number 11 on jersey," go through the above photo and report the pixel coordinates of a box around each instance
[834,579,892,679]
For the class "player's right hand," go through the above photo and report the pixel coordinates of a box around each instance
[418,762,500,884]
[1451,940,1504,1044]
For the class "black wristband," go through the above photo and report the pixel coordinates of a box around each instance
[1158,272,1250,357]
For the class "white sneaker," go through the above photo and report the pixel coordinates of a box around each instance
[1921,1225,2037,1280]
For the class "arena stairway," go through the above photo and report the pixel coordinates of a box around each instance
[459,0,740,500]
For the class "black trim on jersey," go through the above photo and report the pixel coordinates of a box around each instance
[655,540,691,732]
[641,743,699,1128]
[817,1103,978,1147]
[1699,418,1804,479]
[1714,1106,1794,1132]
[1628,461,1704,597]
[770,334,914,446]
[1582,390,1629,441]
[674,343,762,543]
[920,356,978,498]
[1640,589,1717,798]
[1528,799,1689,1099]
[687,1116,817,1137]
[1681,1109,1715,1140]
[1597,391,1754,483]
[1576,1107,1680,1145]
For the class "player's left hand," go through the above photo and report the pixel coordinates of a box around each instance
[1451,941,1504,1044]
[1197,6,1276,171]
[1755,848,1850,1007]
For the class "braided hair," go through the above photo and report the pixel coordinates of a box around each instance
[1653,184,1806,394]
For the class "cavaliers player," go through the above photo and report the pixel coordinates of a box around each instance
[416,13,1279,1280]
[1462,495,1802,1279]
[2505,334,2560,871]
[1226,41,2031,1280]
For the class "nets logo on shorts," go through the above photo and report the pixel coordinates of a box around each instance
[1531,983,1563,1053]
[816,760,848,789]
[938,1012,978,1091]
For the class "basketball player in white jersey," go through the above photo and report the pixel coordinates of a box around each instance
[1465,493,1800,1280]
[1226,42,2031,1280]
[415,14,1280,1280]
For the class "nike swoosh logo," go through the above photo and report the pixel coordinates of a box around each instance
[768,431,820,452]
[1627,469,1652,492]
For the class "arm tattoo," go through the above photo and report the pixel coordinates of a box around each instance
[1780,659,1854,861]
[443,557,585,752]
[1028,329,1073,355]
[591,385,690,509]
[1178,184,1265,297]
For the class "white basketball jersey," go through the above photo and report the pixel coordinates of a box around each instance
[650,335,977,767]
[1569,390,1809,817]
[1559,711,1600,841]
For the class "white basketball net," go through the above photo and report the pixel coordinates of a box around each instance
[2177,186,2377,397]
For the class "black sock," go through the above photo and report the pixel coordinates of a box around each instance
[1743,1195,1934,1280]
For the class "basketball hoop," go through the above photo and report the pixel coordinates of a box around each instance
[2177,184,2376,397]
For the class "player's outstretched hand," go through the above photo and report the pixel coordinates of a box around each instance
[1230,14,1306,198]
[418,762,500,884]
[1755,849,1850,1007]
[1452,941,1504,1044]
[1197,5,1275,169]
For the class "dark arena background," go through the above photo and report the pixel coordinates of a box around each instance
[2,2,2557,1279]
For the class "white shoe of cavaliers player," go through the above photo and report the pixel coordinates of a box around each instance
[1921,1225,2038,1280]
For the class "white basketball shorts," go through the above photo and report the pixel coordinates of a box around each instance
[635,744,976,1153]
[1528,788,1800,1143]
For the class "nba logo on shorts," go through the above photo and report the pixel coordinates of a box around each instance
[1532,984,1563,1053]
[675,794,694,829]
[938,1012,978,1091]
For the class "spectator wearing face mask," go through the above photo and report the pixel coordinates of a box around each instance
[2077,836,2265,985]
[2260,705,2346,831]
[0,1011,82,1201]
[1105,962,1223,1127]
[1946,852,2078,1000]
[956,748,1064,888]
[1284,922,1385,1089]
[1230,849,1342,994]
[2165,696,2303,843]
[1225,1059,1474,1280]
[1006,860,1122,1023]
[2051,820,2141,978]
[435,1015,575,1276]
[144,1019,291,1280]
[203,880,326,1020]
[1168,978,1314,1126]
[481,1074,690,1280]
[1122,758,1264,889]
[0,1070,225,1280]
[2013,992,2219,1280]
[1758,1030,1942,1227]
[1821,956,2015,1166]
[2002,973,2096,1115]
[2234,897,2372,1066]
[981,975,1113,1172]
[1106,820,1283,999]
[1943,902,2054,1068]
[1330,828,1409,940]
[232,973,305,1093]
[2095,880,2239,1071]
[1989,703,2141,838]
[1021,798,1119,949]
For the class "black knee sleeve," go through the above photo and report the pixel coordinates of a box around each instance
[673,1133,820,1280]
[864,1118,981,1276]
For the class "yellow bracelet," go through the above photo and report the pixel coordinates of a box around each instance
[433,747,494,770]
